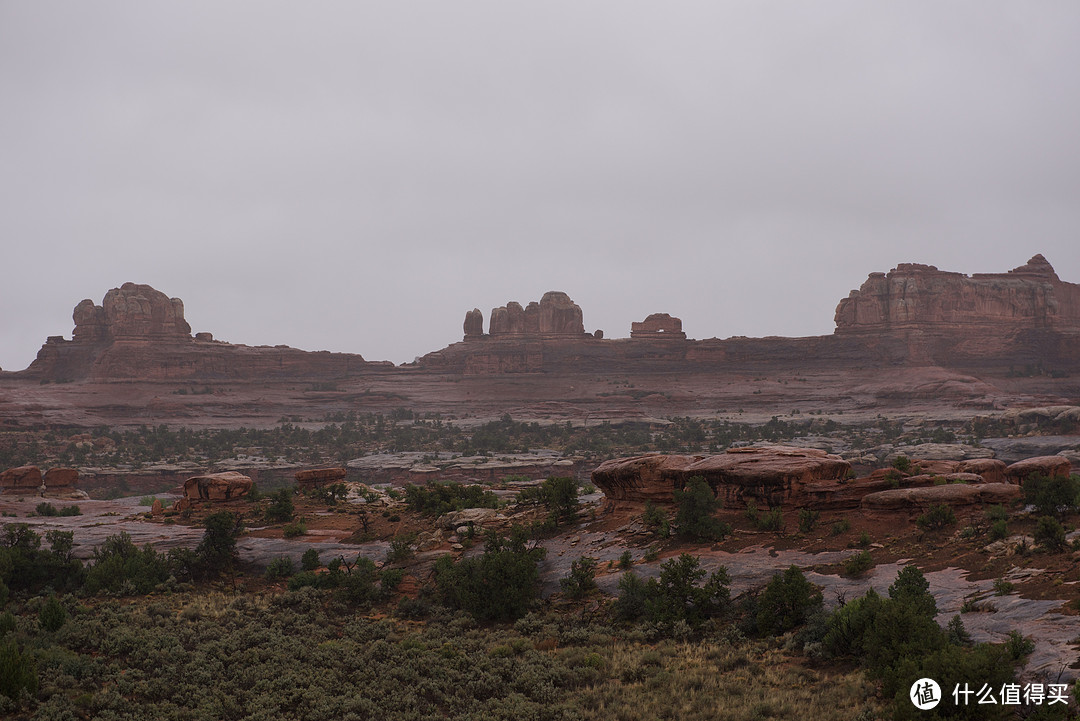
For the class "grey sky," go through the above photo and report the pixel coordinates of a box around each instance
[2,2,1078,370]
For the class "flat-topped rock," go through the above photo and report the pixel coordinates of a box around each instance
[294,467,347,490]
[861,483,1021,511]
[182,471,253,501]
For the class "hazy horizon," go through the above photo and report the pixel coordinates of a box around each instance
[3,2,1079,370]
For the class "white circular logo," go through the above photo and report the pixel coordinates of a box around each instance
[910,678,941,710]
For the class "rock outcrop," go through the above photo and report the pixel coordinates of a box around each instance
[463,309,484,339]
[488,292,587,338]
[631,313,687,339]
[1006,456,1073,484]
[182,471,253,501]
[294,467,348,490]
[1,466,81,496]
[24,283,374,382]
[592,446,851,507]
[861,483,1022,512]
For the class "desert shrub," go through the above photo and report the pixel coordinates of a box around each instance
[308,482,348,505]
[265,556,294,581]
[265,487,295,522]
[0,523,84,594]
[433,527,545,622]
[337,557,384,608]
[843,550,874,578]
[753,565,823,636]
[888,565,938,618]
[405,482,499,516]
[674,476,731,541]
[1004,630,1035,660]
[614,554,731,631]
[756,507,784,533]
[985,504,1008,522]
[1034,515,1067,552]
[195,511,242,577]
[891,455,912,473]
[0,639,37,700]
[516,476,579,526]
[301,548,321,571]
[1023,472,1080,516]
[282,518,307,537]
[386,533,417,563]
[916,504,956,531]
[35,502,58,516]
[641,501,670,536]
[560,556,598,600]
[798,508,820,533]
[989,519,1008,541]
[0,611,13,635]
[993,578,1014,596]
[618,551,633,570]
[831,518,851,536]
[84,532,170,595]
[39,594,67,632]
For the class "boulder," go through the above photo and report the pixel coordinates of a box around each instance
[1,465,43,491]
[1006,456,1072,484]
[151,498,163,516]
[591,454,699,503]
[294,467,347,490]
[861,483,1021,512]
[183,471,253,501]
[957,458,1008,484]
[43,468,79,488]
[436,507,503,530]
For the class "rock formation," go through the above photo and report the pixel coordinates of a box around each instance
[24,283,374,382]
[834,255,1080,332]
[1,465,81,496]
[182,471,253,501]
[1005,456,1073,483]
[592,446,852,508]
[488,292,586,338]
[294,467,348,490]
[860,483,1021,513]
[631,313,687,339]
[463,309,484,339]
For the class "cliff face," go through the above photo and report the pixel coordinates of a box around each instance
[26,283,373,381]
[835,255,1080,333]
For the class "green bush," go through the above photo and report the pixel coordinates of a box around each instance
[516,476,579,526]
[916,504,956,531]
[195,511,242,577]
[891,455,912,473]
[674,477,731,541]
[405,482,499,517]
[618,551,633,570]
[993,578,1014,596]
[265,556,294,581]
[1034,515,1066,552]
[985,504,1008,522]
[753,565,823,636]
[386,533,416,563]
[831,518,851,536]
[0,611,14,636]
[85,532,170,595]
[798,508,820,533]
[641,501,669,536]
[265,487,295,523]
[1023,472,1080,517]
[433,527,546,622]
[283,518,307,538]
[988,519,1008,541]
[560,556,598,600]
[0,639,37,700]
[843,550,874,578]
[39,594,67,632]
[301,548,321,571]
[756,508,784,533]
[614,554,731,631]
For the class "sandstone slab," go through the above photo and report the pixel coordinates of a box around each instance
[182,471,253,501]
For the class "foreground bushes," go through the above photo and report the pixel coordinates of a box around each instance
[433,527,545,621]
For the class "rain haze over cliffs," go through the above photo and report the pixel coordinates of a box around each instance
[2,2,1079,370]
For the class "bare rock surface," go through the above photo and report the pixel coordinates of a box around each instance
[860,482,1022,511]
[294,467,347,490]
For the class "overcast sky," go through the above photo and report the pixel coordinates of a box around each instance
[2,2,1079,370]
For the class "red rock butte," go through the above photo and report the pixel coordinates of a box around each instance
[12,254,1080,383]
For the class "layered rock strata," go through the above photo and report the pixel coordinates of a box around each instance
[295,467,348,490]
[182,471,253,501]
